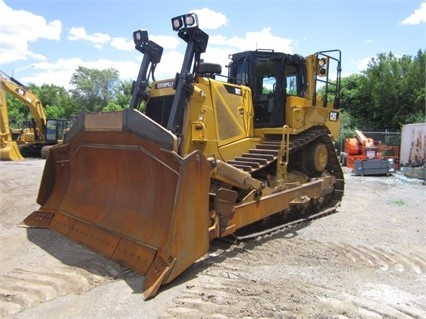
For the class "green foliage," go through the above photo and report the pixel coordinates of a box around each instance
[341,50,425,130]
[102,102,123,112]
[317,80,339,104]
[393,199,406,206]
[405,110,425,124]
[44,105,63,119]
[5,66,133,128]
[338,111,356,133]
[114,80,133,109]
[5,94,28,129]
[69,66,121,113]
[29,83,76,119]
[339,74,371,128]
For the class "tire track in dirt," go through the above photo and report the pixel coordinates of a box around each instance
[0,261,132,317]
[162,238,426,318]
[332,243,426,274]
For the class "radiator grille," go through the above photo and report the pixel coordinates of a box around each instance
[145,95,174,127]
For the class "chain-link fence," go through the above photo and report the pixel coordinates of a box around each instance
[336,129,401,156]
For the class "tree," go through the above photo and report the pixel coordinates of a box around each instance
[340,50,425,130]
[404,50,426,123]
[114,80,133,109]
[101,80,133,112]
[364,51,425,128]
[5,93,28,129]
[339,74,372,128]
[69,66,121,113]
[29,83,77,119]
[5,71,133,128]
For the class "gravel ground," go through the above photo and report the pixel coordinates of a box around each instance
[0,158,425,319]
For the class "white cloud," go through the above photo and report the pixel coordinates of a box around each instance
[110,34,179,52]
[110,37,134,51]
[22,24,297,88]
[2,2,295,90]
[68,27,111,49]
[201,46,232,75]
[353,52,405,73]
[19,57,141,90]
[209,34,228,45]
[0,0,61,64]
[206,28,295,71]
[353,56,372,72]
[190,8,229,30]
[226,28,294,53]
[150,35,180,50]
[169,28,294,78]
[401,2,426,25]
[155,50,184,79]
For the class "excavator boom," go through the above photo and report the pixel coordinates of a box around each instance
[0,78,23,160]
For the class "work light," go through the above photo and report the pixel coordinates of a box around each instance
[171,13,198,31]
[133,30,148,45]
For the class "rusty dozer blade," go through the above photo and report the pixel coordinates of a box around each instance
[21,109,211,299]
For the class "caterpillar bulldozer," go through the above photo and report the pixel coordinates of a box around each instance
[21,14,344,299]
[0,71,70,160]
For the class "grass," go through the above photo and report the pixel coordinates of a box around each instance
[393,199,406,206]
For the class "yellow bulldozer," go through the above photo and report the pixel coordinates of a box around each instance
[22,14,344,299]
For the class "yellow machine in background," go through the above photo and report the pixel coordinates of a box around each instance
[22,14,344,299]
[0,72,69,159]
[0,79,23,160]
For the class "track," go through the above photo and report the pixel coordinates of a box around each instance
[228,125,345,204]
[225,126,345,239]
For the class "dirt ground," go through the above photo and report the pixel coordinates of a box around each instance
[0,158,425,319]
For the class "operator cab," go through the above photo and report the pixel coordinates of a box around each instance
[228,50,307,128]
[45,119,70,144]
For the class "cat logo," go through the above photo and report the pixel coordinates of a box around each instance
[155,81,174,89]
[329,111,339,122]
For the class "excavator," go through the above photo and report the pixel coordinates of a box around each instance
[0,76,23,160]
[22,14,344,299]
[0,72,70,159]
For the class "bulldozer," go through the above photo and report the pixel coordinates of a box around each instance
[21,14,344,299]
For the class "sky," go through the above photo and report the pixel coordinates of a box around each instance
[0,0,425,90]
